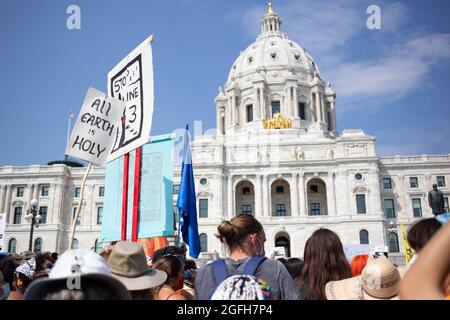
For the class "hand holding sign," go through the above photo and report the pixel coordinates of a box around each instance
[65,87,125,166]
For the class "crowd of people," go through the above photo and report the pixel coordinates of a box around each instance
[0,213,449,300]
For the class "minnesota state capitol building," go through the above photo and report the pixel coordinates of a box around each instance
[1,5,450,262]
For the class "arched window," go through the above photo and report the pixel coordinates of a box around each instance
[8,238,17,254]
[388,232,399,252]
[359,230,369,245]
[200,233,208,253]
[94,239,103,252]
[71,239,79,249]
[33,238,43,253]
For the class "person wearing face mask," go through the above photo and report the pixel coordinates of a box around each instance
[194,214,300,300]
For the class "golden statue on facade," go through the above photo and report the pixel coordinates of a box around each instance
[263,112,293,129]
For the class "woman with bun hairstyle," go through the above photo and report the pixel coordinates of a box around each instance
[194,214,299,300]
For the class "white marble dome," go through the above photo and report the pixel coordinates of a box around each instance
[226,6,320,85]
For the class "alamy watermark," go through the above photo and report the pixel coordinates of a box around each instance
[66,5,81,30]
[367,5,381,30]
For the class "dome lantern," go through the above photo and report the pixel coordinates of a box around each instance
[260,3,282,35]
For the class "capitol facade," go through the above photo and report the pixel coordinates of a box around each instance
[1,6,449,262]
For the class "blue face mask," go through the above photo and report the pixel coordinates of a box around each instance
[0,283,11,300]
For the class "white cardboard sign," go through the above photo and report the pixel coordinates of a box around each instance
[0,213,6,252]
[107,35,154,162]
[65,87,124,166]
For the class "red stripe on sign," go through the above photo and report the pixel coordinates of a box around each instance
[132,147,142,242]
[121,153,130,241]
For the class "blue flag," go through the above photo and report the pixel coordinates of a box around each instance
[177,125,201,258]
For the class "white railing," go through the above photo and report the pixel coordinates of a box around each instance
[380,154,450,164]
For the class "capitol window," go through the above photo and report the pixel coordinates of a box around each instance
[199,199,208,218]
[39,206,47,224]
[242,204,252,215]
[444,197,449,213]
[13,207,22,224]
[276,186,284,194]
[74,187,81,198]
[412,198,422,217]
[271,101,280,116]
[298,103,306,120]
[99,186,105,197]
[356,195,366,214]
[246,104,253,122]
[310,203,320,215]
[275,204,286,216]
[270,52,277,59]
[310,185,318,193]
[294,54,300,61]
[200,178,207,185]
[41,185,49,197]
[355,173,363,181]
[409,177,418,188]
[16,187,24,197]
[437,176,446,187]
[384,199,396,218]
[382,178,392,189]
[242,187,251,195]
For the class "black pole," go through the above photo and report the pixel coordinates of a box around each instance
[28,210,35,252]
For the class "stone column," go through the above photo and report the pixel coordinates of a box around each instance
[4,185,12,224]
[33,183,39,200]
[27,183,34,211]
[217,175,224,219]
[290,173,299,216]
[330,101,337,131]
[0,184,5,213]
[260,87,266,119]
[255,174,262,218]
[255,88,260,120]
[315,92,321,122]
[293,87,299,118]
[320,93,326,125]
[310,93,316,122]
[298,173,306,216]
[262,175,269,217]
[228,97,233,128]
[216,107,222,134]
[227,174,233,219]
[327,172,337,215]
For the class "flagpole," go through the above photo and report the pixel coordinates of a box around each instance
[65,110,73,161]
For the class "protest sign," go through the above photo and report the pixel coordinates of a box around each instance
[343,244,370,261]
[65,87,124,166]
[107,35,154,162]
[99,134,174,243]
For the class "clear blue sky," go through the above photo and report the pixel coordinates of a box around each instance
[0,0,449,166]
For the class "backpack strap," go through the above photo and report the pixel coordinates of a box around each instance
[212,259,229,286]
[242,256,267,276]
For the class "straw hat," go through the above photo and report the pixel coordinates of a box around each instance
[107,241,167,291]
[325,255,403,300]
[24,249,130,300]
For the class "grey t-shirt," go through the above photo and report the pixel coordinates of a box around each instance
[194,257,301,300]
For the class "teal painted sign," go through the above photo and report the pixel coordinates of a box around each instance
[99,134,174,242]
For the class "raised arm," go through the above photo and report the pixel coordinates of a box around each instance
[400,221,450,299]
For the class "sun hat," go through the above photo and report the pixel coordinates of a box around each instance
[24,249,130,300]
[325,255,404,300]
[20,251,35,260]
[107,241,167,291]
